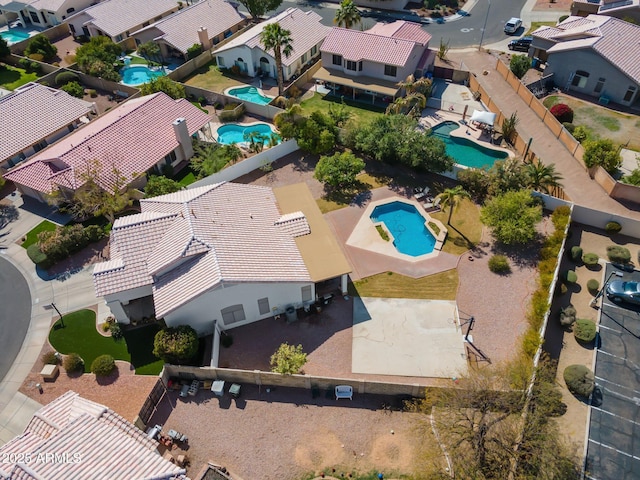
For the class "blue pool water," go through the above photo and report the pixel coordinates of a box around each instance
[227,86,272,105]
[0,30,30,45]
[120,65,165,86]
[370,202,436,257]
[216,123,280,145]
[430,121,508,169]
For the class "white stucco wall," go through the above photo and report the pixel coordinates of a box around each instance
[104,284,154,323]
[163,281,315,335]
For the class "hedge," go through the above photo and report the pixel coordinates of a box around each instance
[606,245,631,264]
[574,319,597,343]
[55,71,79,86]
[33,224,106,267]
[563,364,595,397]
[559,304,576,328]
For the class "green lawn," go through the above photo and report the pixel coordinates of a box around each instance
[316,172,390,213]
[183,61,246,92]
[525,21,556,35]
[350,269,459,300]
[49,309,164,375]
[300,93,385,127]
[431,198,483,255]
[21,220,57,249]
[0,65,39,90]
[175,166,197,186]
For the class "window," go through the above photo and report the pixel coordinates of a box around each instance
[164,150,177,165]
[69,24,76,34]
[221,304,246,325]
[623,86,636,103]
[332,54,342,66]
[154,16,162,21]
[301,53,307,63]
[570,70,589,88]
[257,297,270,315]
[301,285,312,302]
[217,56,225,67]
[358,61,363,71]
[384,64,397,77]
[114,34,123,42]
[594,77,605,94]
[29,11,40,23]
[311,45,317,56]
[33,140,47,152]
[346,60,357,71]
[142,21,150,27]
[66,7,75,13]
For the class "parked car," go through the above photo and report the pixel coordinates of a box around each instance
[508,36,532,52]
[606,281,640,305]
[504,17,522,34]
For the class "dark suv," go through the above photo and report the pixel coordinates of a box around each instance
[508,36,532,52]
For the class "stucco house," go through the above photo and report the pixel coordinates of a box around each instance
[0,0,93,28]
[65,0,179,43]
[314,21,434,103]
[213,8,329,82]
[531,15,640,106]
[571,0,640,23]
[0,391,186,479]
[130,0,248,62]
[92,182,351,339]
[3,92,210,202]
[0,82,94,173]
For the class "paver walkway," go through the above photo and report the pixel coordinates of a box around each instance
[450,51,640,221]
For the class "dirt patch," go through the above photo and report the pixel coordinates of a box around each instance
[533,0,572,11]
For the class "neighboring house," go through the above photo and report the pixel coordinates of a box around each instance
[92,182,352,337]
[0,391,186,479]
[0,82,94,173]
[213,8,329,82]
[131,0,248,62]
[0,0,93,28]
[3,92,210,202]
[571,0,640,23]
[315,21,434,102]
[531,15,640,106]
[65,0,179,43]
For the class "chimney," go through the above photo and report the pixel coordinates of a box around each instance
[172,118,194,159]
[197,26,212,51]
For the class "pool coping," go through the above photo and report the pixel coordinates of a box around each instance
[223,85,274,105]
[346,197,447,263]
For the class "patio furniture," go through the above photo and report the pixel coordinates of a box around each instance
[413,186,431,201]
[229,383,241,398]
[188,379,199,396]
[335,385,353,400]
[211,380,225,397]
[423,197,441,213]
[179,384,190,398]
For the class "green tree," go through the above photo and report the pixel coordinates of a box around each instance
[397,74,432,96]
[236,0,283,19]
[385,92,426,118]
[488,157,527,197]
[145,175,183,197]
[480,189,542,245]
[137,41,160,62]
[190,141,241,178]
[327,102,353,128]
[139,76,186,99]
[437,185,471,225]
[60,80,84,98]
[295,111,337,155]
[314,151,365,189]
[260,22,293,96]
[186,43,203,59]
[524,162,563,194]
[25,34,57,60]
[0,37,10,58]
[458,168,491,203]
[499,112,519,145]
[270,342,307,374]
[334,0,361,28]
[510,54,531,79]
[75,36,122,81]
[583,138,621,175]
[437,38,450,61]
[153,325,199,364]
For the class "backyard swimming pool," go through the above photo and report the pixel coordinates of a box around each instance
[430,121,508,169]
[226,86,272,105]
[370,201,436,257]
[120,65,165,86]
[216,123,280,145]
[0,30,30,45]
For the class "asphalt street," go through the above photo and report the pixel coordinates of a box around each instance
[587,265,640,480]
[0,256,31,384]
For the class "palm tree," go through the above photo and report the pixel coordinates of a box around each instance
[260,22,293,96]
[334,0,361,29]
[273,102,302,127]
[385,93,426,118]
[499,112,519,145]
[525,162,563,194]
[436,185,471,225]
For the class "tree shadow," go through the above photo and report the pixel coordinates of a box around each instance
[0,205,19,230]
[96,366,121,386]
[491,232,544,269]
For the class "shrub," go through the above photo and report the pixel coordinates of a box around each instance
[24,34,57,60]
[509,54,531,79]
[186,43,203,60]
[562,122,575,134]
[63,353,84,373]
[606,245,631,264]
[101,322,110,332]
[605,221,622,235]
[488,255,511,274]
[27,53,44,62]
[550,103,574,123]
[26,244,49,267]
[61,80,84,98]
[55,71,79,86]
[37,224,106,265]
[109,322,123,340]
[570,246,583,262]
[87,88,97,97]
[153,325,199,364]
[564,270,577,284]
[563,364,595,397]
[91,354,116,376]
[582,253,599,267]
[572,125,589,143]
[220,332,233,348]
[574,319,597,343]
[551,205,571,231]
[41,351,59,365]
[270,343,307,374]
[559,304,576,327]
[587,279,600,295]
[556,283,568,296]
[583,139,622,174]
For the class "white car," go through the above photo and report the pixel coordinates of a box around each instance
[504,17,522,35]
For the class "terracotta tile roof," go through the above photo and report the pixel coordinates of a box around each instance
[321,21,429,67]
[68,0,178,37]
[4,93,209,195]
[0,391,185,480]
[93,183,312,318]
[213,8,330,67]
[134,0,246,54]
[533,15,640,83]
[0,83,93,164]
